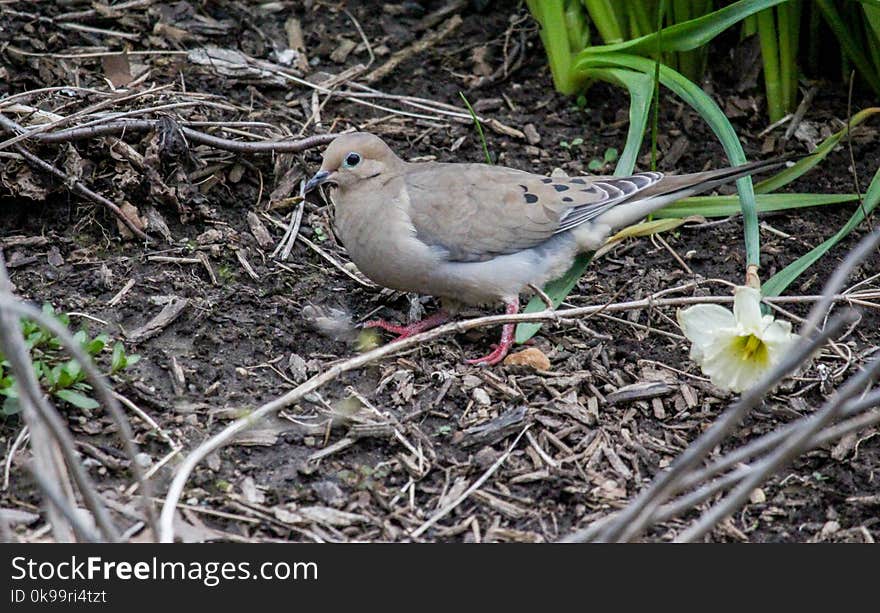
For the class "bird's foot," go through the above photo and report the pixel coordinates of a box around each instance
[466,299,519,366]
[364,310,450,341]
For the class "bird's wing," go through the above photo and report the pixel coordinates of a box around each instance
[403,163,664,262]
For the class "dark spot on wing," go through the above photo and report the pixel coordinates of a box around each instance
[524,193,538,204]
[519,184,528,191]
[562,197,573,202]
[541,178,553,184]
[571,178,586,184]
[554,184,569,192]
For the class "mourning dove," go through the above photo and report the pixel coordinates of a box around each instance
[305,132,790,365]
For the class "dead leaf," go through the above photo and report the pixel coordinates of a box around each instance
[102,53,133,87]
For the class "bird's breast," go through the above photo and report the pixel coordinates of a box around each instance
[333,189,439,295]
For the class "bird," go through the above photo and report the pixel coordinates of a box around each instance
[304,132,792,365]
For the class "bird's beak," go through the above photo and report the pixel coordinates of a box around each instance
[304,170,331,193]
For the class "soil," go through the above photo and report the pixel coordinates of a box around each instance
[1,0,879,543]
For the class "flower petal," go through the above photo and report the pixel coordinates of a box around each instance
[733,286,764,334]
[677,304,736,349]
[700,337,770,393]
[762,320,799,361]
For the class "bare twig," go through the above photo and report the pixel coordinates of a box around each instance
[410,425,530,538]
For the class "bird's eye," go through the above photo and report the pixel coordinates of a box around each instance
[343,152,361,168]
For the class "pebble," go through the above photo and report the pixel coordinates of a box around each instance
[472,387,491,406]
[523,123,541,145]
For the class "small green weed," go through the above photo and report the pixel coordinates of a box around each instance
[0,304,140,417]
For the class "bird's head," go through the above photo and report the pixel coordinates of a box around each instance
[305,132,401,193]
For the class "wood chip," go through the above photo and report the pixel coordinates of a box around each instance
[126,296,188,342]
[453,406,527,448]
[606,381,674,405]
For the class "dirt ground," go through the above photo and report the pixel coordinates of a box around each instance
[1,1,879,542]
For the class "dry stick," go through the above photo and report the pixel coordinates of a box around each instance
[585,227,880,543]
[410,425,531,538]
[677,350,880,542]
[568,366,880,543]
[55,0,155,22]
[585,313,854,544]
[17,144,148,241]
[158,289,874,542]
[0,293,159,540]
[845,70,872,232]
[0,330,75,542]
[799,226,880,337]
[0,113,148,240]
[155,251,879,542]
[651,407,880,529]
[0,281,116,541]
[29,119,336,153]
[0,84,168,151]
[364,15,463,84]
[27,465,101,543]
[620,395,880,538]
[674,388,880,496]
[2,425,29,491]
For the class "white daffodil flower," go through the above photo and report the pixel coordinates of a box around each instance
[676,286,800,393]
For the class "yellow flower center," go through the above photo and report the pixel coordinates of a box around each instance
[733,333,769,365]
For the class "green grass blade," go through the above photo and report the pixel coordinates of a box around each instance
[590,68,655,175]
[583,0,626,44]
[515,67,654,343]
[577,52,761,266]
[459,92,492,164]
[577,0,787,58]
[514,252,594,344]
[527,0,579,94]
[757,7,784,122]
[763,165,880,296]
[654,193,860,218]
[754,107,880,194]
[816,0,880,95]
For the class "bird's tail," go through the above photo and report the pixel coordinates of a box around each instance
[594,154,803,231]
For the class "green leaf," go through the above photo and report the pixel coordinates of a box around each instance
[86,334,109,356]
[763,165,880,297]
[816,0,880,95]
[63,359,82,382]
[55,363,74,390]
[516,66,654,344]
[588,159,604,171]
[604,147,619,163]
[54,389,100,411]
[515,252,595,344]
[111,342,126,373]
[526,0,580,93]
[654,193,860,219]
[2,395,21,417]
[576,52,760,266]
[577,0,789,58]
[44,363,58,388]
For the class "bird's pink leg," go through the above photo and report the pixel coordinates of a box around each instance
[364,309,450,341]
[466,299,519,366]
